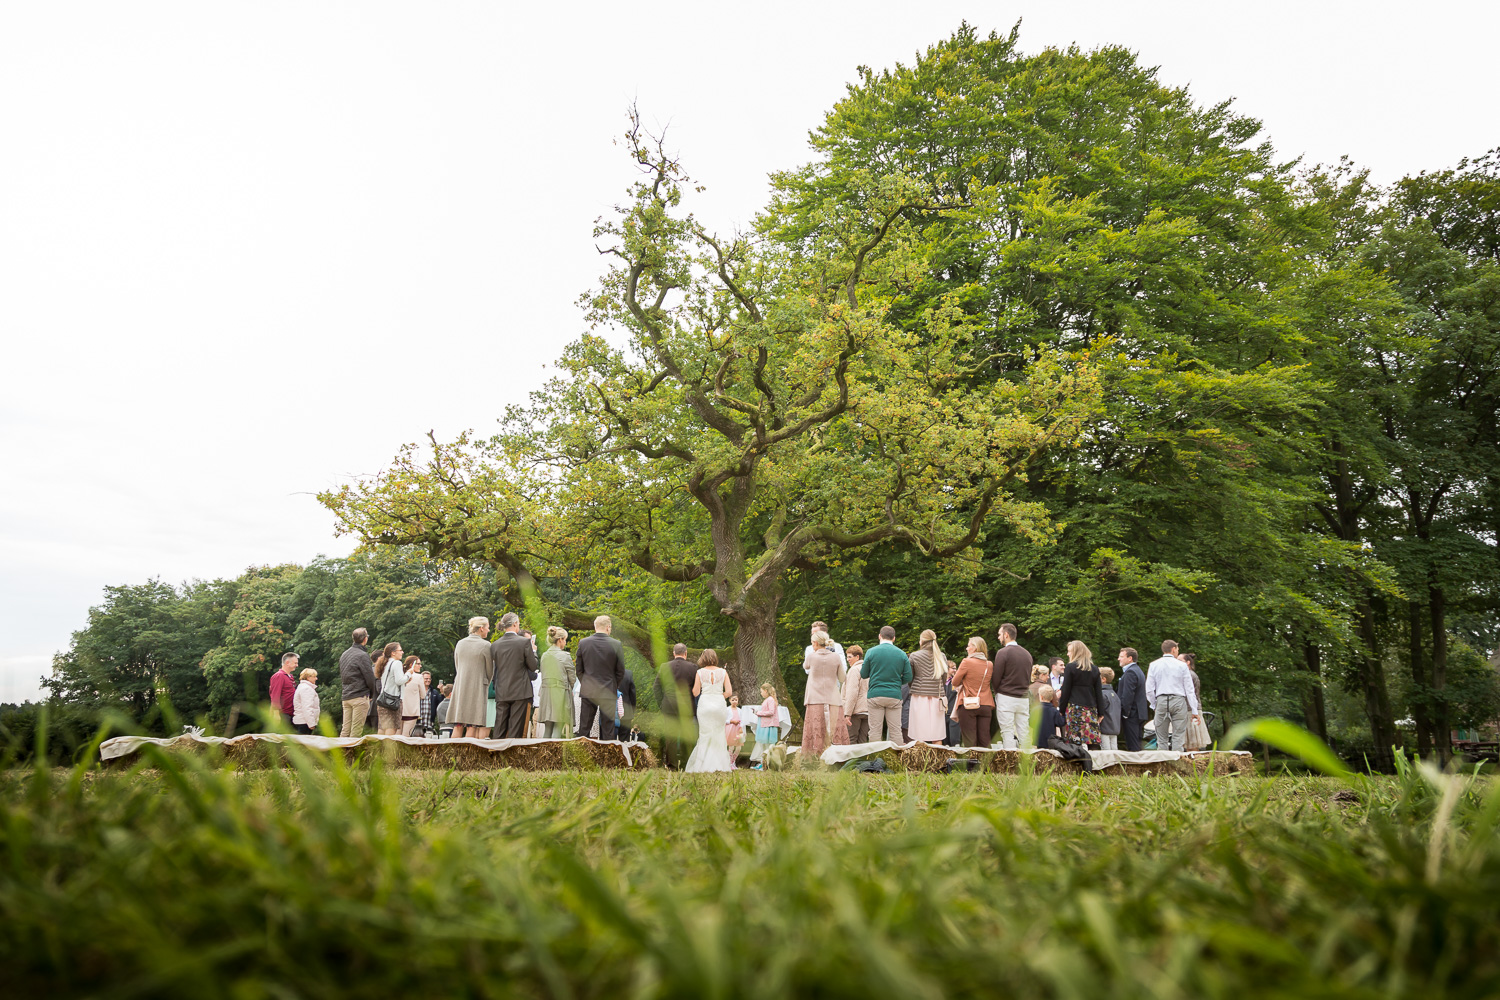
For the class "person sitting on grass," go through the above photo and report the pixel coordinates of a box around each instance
[1036,685,1065,748]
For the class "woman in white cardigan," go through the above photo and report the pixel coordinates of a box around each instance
[292,668,320,735]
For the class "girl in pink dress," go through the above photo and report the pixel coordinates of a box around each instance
[725,696,745,758]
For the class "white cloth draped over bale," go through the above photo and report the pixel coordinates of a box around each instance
[98,732,654,768]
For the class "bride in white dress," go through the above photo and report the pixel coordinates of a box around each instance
[685,650,736,773]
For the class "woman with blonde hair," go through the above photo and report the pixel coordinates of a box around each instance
[949,637,994,747]
[800,629,848,756]
[1056,639,1104,749]
[291,667,320,734]
[906,629,950,744]
[536,626,576,738]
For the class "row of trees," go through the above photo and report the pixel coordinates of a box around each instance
[316,26,1499,760]
[35,552,518,735]
[17,26,1499,763]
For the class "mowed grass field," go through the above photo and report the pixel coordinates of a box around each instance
[2,747,1497,998]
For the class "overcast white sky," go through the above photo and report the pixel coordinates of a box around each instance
[2,1,1495,702]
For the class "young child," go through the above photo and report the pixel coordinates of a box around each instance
[725,695,745,758]
[1037,685,1065,748]
[751,682,780,770]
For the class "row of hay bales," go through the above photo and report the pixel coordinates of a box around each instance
[104,733,1246,777]
[808,744,1254,776]
[103,735,657,772]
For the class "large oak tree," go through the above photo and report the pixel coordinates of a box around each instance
[320,112,1103,700]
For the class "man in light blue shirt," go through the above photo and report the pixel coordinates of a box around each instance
[1145,639,1201,752]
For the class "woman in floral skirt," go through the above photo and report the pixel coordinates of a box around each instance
[1056,639,1103,749]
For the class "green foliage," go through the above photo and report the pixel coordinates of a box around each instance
[0,703,103,765]
[43,550,518,734]
[4,748,1500,997]
[38,28,1500,756]
[1223,716,1353,778]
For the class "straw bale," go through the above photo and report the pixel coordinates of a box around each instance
[104,734,661,772]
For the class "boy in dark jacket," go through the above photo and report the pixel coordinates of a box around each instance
[1098,667,1122,751]
[1036,686,1065,747]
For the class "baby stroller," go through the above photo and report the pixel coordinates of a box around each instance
[1143,711,1216,751]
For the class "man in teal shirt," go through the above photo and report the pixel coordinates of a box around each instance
[861,626,912,743]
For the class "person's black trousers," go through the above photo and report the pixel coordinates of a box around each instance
[659,709,695,768]
[1121,716,1144,752]
[493,699,529,739]
[579,697,618,740]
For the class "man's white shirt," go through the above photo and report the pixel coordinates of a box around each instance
[1144,655,1200,714]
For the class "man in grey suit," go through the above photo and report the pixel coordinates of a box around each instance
[576,614,627,741]
[490,611,540,739]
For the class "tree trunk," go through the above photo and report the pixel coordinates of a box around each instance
[1429,582,1450,764]
[1324,449,1399,767]
[1301,640,1328,742]
[1356,595,1399,768]
[1408,602,1434,757]
[726,589,801,728]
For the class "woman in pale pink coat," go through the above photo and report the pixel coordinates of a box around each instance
[801,629,848,757]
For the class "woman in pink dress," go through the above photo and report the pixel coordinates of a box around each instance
[801,629,848,757]
[725,695,746,758]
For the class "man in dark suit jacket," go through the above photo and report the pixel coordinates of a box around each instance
[1116,647,1149,751]
[576,614,627,740]
[490,612,540,739]
[653,644,699,768]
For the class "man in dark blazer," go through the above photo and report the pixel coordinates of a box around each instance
[576,614,627,741]
[653,643,699,768]
[490,612,540,739]
[1116,647,1148,751]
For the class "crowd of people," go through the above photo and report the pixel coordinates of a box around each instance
[266,616,1213,766]
[790,623,1208,764]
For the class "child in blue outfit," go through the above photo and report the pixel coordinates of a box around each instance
[751,683,780,769]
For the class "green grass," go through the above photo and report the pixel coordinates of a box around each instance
[2,744,1498,998]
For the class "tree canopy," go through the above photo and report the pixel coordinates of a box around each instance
[30,25,1500,761]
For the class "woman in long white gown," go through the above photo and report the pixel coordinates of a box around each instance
[685,649,736,773]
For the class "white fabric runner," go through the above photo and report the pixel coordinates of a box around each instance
[820,741,1251,771]
[99,732,649,767]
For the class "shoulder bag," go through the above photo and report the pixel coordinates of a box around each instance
[375,665,403,711]
[962,661,990,710]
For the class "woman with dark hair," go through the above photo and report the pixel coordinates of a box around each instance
[1182,652,1211,750]
[1057,639,1103,749]
[841,645,869,744]
[372,641,407,736]
[685,649,734,773]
